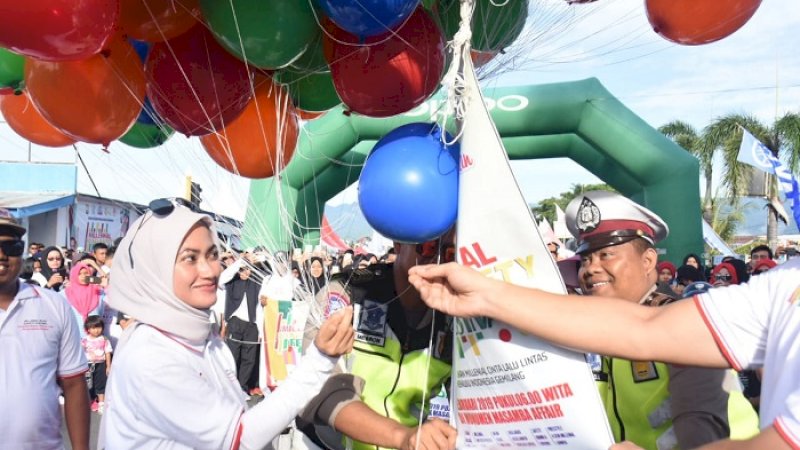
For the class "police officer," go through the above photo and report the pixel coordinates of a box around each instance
[565,191,758,449]
[299,238,457,450]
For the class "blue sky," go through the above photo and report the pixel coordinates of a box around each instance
[2,0,799,221]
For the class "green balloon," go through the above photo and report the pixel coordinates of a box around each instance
[0,47,25,92]
[289,31,329,74]
[438,0,528,52]
[119,122,175,149]
[422,0,437,10]
[275,70,340,113]
[200,0,318,70]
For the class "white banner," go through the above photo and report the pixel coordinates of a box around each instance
[452,55,613,449]
[71,198,140,251]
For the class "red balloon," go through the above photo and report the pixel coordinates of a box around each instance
[0,92,76,147]
[146,25,253,136]
[646,0,762,45]
[0,0,118,61]
[200,77,298,179]
[0,87,14,96]
[325,7,445,118]
[120,0,202,42]
[25,39,146,146]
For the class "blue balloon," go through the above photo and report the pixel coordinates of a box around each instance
[128,39,151,64]
[358,122,459,243]
[315,0,420,39]
[127,39,162,126]
[137,97,160,126]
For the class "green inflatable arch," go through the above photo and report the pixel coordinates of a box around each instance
[243,78,702,263]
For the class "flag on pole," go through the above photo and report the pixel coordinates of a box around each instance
[737,128,800,229]
[451,49,613,449]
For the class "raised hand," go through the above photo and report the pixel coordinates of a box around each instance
[400,419,457,450]
[314,306,354,357]
[407,263,497,318]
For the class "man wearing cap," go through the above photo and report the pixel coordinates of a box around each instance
[0,209,90,450]
[565,191,757,449]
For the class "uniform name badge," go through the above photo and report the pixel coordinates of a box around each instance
[631,361,659,382]
[355,300,388,347]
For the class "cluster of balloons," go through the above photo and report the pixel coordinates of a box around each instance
[359,123,460,243]
[0,0,762,178]
[0,0,528,178]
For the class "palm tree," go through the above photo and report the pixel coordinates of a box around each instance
[709,193,743,243]
[658,121,714,222]
[704,113,800,250]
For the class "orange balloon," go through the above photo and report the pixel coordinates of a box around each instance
[201,78,299,179]
[646,0,762,45]
[0,92,76,147]
[25,39,146,146]
[120,0,202,42]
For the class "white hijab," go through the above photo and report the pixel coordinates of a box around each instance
[108,206,216,347]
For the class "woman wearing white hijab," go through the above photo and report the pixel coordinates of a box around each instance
[100,200,354,449]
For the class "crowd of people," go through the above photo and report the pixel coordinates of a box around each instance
[1,187,799,450]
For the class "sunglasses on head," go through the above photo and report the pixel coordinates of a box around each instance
[128,198,203,269]
[149,197,197,216]
[0,240,25,257]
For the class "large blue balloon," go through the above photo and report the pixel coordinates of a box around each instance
[358,122,459,243]
[315,0,420,39]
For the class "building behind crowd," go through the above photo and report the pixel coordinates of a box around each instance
[0,161,242,250]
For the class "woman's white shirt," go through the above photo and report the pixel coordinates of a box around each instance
[101,324,337,450]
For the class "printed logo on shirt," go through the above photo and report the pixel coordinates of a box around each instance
[325,291,350,319]
[18,319,53,331]
[355,300,387,346]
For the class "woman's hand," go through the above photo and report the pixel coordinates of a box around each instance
[314,306,354,357]
[47,272,64,287]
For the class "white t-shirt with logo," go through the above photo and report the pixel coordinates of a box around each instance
[101,323,338,450]
[0,283,88,450]
[695,257,800,447]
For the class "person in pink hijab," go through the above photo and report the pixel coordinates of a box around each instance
[65,262,104,323]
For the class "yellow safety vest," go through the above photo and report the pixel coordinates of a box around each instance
[596,357,759,449]
[336,268,453,450]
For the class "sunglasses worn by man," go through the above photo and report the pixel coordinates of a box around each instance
[0,240,25,257]
[416,239,456,263]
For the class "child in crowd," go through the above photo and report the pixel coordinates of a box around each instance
[82,315,113,414]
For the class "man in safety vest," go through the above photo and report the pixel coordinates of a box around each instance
[299,237,457,450]
[565,191,758,450]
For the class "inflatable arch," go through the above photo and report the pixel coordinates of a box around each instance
[243,78,702,263]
